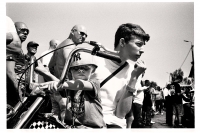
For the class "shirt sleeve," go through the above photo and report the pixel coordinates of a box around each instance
[86,79,100,99]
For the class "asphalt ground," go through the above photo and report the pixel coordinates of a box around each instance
[145,111,171,128]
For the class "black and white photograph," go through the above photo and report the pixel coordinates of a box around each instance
[4,0,199,131]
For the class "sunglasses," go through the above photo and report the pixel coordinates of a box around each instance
[18,28,29,35]
[73,29,87,37]
[79,31,87,38]
[70,65,91,71]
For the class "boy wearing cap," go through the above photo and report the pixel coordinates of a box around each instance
[34,52,106,128]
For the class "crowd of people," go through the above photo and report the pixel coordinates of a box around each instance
[6,15,194,129]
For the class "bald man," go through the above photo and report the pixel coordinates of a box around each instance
[7,20,29,107]
[35,25,87,120]
[7,17,22,107]
[40,39,60,68]
[49,25,87,79]
[15,22,29,43]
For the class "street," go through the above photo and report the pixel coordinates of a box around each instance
[146,111,171,128]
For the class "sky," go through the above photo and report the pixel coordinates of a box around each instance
[5,1,196,88]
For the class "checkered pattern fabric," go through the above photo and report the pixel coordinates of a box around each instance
[29,120,60,129]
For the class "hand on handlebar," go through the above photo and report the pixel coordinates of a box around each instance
[30,83,46,96]
[47,81,59,93]
[30,81,60,95]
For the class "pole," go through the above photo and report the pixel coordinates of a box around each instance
[184,40,194,78]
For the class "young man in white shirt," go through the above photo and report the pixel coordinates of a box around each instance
[93,23,150,128]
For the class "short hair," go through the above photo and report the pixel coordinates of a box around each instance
[145,80,150,86]
[156,86,161,91]
[176,75,183,82]
[166,84,171,89]
[114,23,150,49]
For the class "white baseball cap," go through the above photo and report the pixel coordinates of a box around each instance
[70,52,98,68]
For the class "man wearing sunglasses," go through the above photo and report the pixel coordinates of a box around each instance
[15,22,29,43]
[14,22,30,92]
[7,20,30,107]
[38,25,88,120]
[49,24,87,79]
[6,17,24,107]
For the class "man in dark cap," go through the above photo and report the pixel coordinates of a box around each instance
[25,41,39,84]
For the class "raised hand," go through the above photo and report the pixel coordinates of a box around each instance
[132,60,147,78]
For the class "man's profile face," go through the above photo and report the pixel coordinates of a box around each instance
[72,26,87,44]
[124,35,145,62]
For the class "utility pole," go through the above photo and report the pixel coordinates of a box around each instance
[184,40,194,78]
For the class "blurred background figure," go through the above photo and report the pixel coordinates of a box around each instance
[38,39,60,83]
[154,86,164,115]
[40,39,60,68]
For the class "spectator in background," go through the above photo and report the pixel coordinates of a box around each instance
[149,82,157,114]
[14,22,30,95]
[131,78,150,128]
[165,84,173,126]
[154,86,164,115]
[48,25,87,79]
[170,75,183,128]
[25,41,39,86]
[15,22,29,43]
[40,39,60,68]
[181,86,190,127]
[6,16,23,107]
[142,81,153,126]
[38,39,60,83]
[163,84,170,111]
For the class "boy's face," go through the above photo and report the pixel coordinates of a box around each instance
[124,35,145,62]
[70,65,94,80]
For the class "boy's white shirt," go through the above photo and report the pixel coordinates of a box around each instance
[93,57,142,128]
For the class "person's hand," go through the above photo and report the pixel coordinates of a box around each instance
[131,60,147,77]
[29,82,45,95]
[48,81,59,93]
[34,60,49,75]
